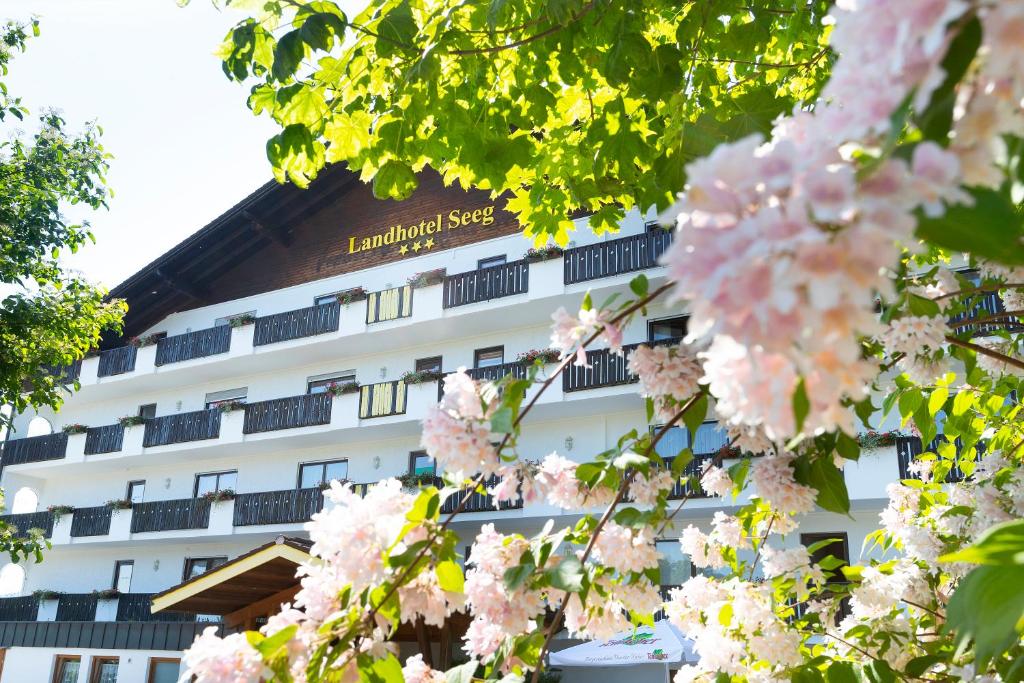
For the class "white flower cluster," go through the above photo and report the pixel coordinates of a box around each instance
[421,369,497,480]
[628,342,703,421]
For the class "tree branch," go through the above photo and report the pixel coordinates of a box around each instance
[945,336,1024,372]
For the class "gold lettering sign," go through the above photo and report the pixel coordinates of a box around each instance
[348,205,496,256]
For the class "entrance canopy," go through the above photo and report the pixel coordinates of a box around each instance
[549,620,695,668]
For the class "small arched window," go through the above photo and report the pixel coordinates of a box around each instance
[0,564,25,596]
[25,416,52,438]
[10,488,38,514]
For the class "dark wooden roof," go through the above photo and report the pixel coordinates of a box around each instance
[106,164,358,344]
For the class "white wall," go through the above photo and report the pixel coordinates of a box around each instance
[1,647,183,683]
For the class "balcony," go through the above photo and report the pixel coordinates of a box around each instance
[663,453,718,500]
[359,380,408,419]
[243,393,333,434]
[0,593,198,626]
[155,324,232,366]
[143,408,221,447]
[130,498,211,533]
[895,435,982,483]
[70,506,113,537]
[0,511,53,537]
[563,229,673,285]
[438,475,523,514]
[55,593,98,621]
[0,432,68,466]
[253,301,341,346]
[442,260,529,308]
[232,487,325,526]
[0,596,38,621]
[115,593,196,622]
[366,285,413,324]
[96,345,137,377]
[562,338,680,393]
[84,423,124,455]
[949,290,1023,336]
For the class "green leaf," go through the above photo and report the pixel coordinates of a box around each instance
[406,490,440,523]
[905,654,945,678]
[825,661,858,683]
[503,562,534,591]
[372,159,417,200]
[808,457,850,515]
[365,653,404,683]
[916,187,1024,265]
[436,560,465,593]
[793,378,810,433]
[549,556,584,592]
[490,405,514,434]
[272,30,305,82]
[252,624,297,657]
[940,520,1024,565]
[946,564,1024,666]
[863,659,897,683]
[629,273,649,298]
[928,387,948,418]
[835,432,860,461]
[683,393,708,439]
[446,660,479,683]
[375,1,416,58]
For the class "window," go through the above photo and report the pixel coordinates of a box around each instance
[182,556,228,581]
[26,416,53,437]
[801,532,850,583]
[204,387,247,409]
[112,560,134,593]
[656,540,692,587]
[10,487,38,514]
[474,346,504,368]
[127,480,146,504]
[307,370,356,394]
[0,564,25,596]
[90,656,119,683]
[137,403,157,420]
[214,310,256,327]
[193,471,237,497]
[147,658,181,683]
[477,255,507,270]
[652,422,729,459]
[299,459,349,489]
[648,316,689,342]
[52,655,80,683]
[415,356,443,374]
[410,451,435,476]
[645,220,668,233]
[314,292,340,306]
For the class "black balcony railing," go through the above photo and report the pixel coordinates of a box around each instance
[664,453,718,499]
[438,475,523,514]
[366,286,413,324]
[439,362,531,400]
[232,487,325,526]
[949,290,1023,335]
[143,408,221,447]
[39,361,82,384]
[359,380,407,419]
[130,498,211,533]
[70,506,113,537]
[563,229,674,285]
[97,345,138,377]
[0,511,54,537]
[56,594,98,621]
[84,423,125,455]
[0,596,39,621]
[562,337,681,393]
[0,432,68,466]
[116,593,197,622]
[253,302,341,346]
[155,325,232,366]
[895,435,982,483]
[243,393,333,434]
[442,260,529,309]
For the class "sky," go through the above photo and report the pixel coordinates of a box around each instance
[0,0,353,290]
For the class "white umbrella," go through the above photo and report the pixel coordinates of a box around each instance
[549,619,696,668]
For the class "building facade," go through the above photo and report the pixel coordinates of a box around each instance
[0,169,968,682]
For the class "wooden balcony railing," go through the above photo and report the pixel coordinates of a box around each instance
[359,380,407,419]
[437,475,523,514]
[0,432,68,466]
[895,435,982,483]
[142,408,221,447]
[155,325,231,366]
[232,487,325,526]
[84,423,124,455]
[0,511,54,537]
[562,337,681,393]
[97,345,137,377]
[253,302,341,346]
[563,229,674,285]
[130,498,211,533]
[243,393,332,434]
[70,506,113,538]
[0,596,39,621]
[366,286,413,324]
[56,594,98,621]
[116,593,196,622]
[442,260,529,309]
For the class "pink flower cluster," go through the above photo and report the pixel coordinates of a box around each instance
[591,522,659,575]
[564,576,663,640]
[550,306,623,366]
[628,342,703,421]
[421,369,497,479]
[402,655,446,683]
[880,315,949,383]
[534,453,615,509]
[182,627,266,683]
[750,454,817,518]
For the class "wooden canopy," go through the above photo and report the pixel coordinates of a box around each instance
[151,536,311,630]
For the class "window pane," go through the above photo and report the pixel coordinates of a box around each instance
[194,475,217,497]
[307,371,356,394]
[128,482,145,504]
[57,660,80,683]
[653,426,688,459]
[138,403,156,420]
[150,661,180,683]
[478,256,506,269]
[324,460,349,482]
[299,464,323,488]
[96,661,119,683]
[656,541,691,586]
[412,453,435,475]
[415,356,442,374]
[114,563,133,593]
[650,316,688,341]
[217,471,237,491]
[474,347,503,368]
[691,423,729,455]
[314,294,338,306]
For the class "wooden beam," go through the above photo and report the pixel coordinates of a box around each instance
[438,617,452,670]
[153,268,209,303]
[224,584,300,630]
[242,210,291,247]
[414,617,433,667]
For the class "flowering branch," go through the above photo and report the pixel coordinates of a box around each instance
[945,335,1024,372]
